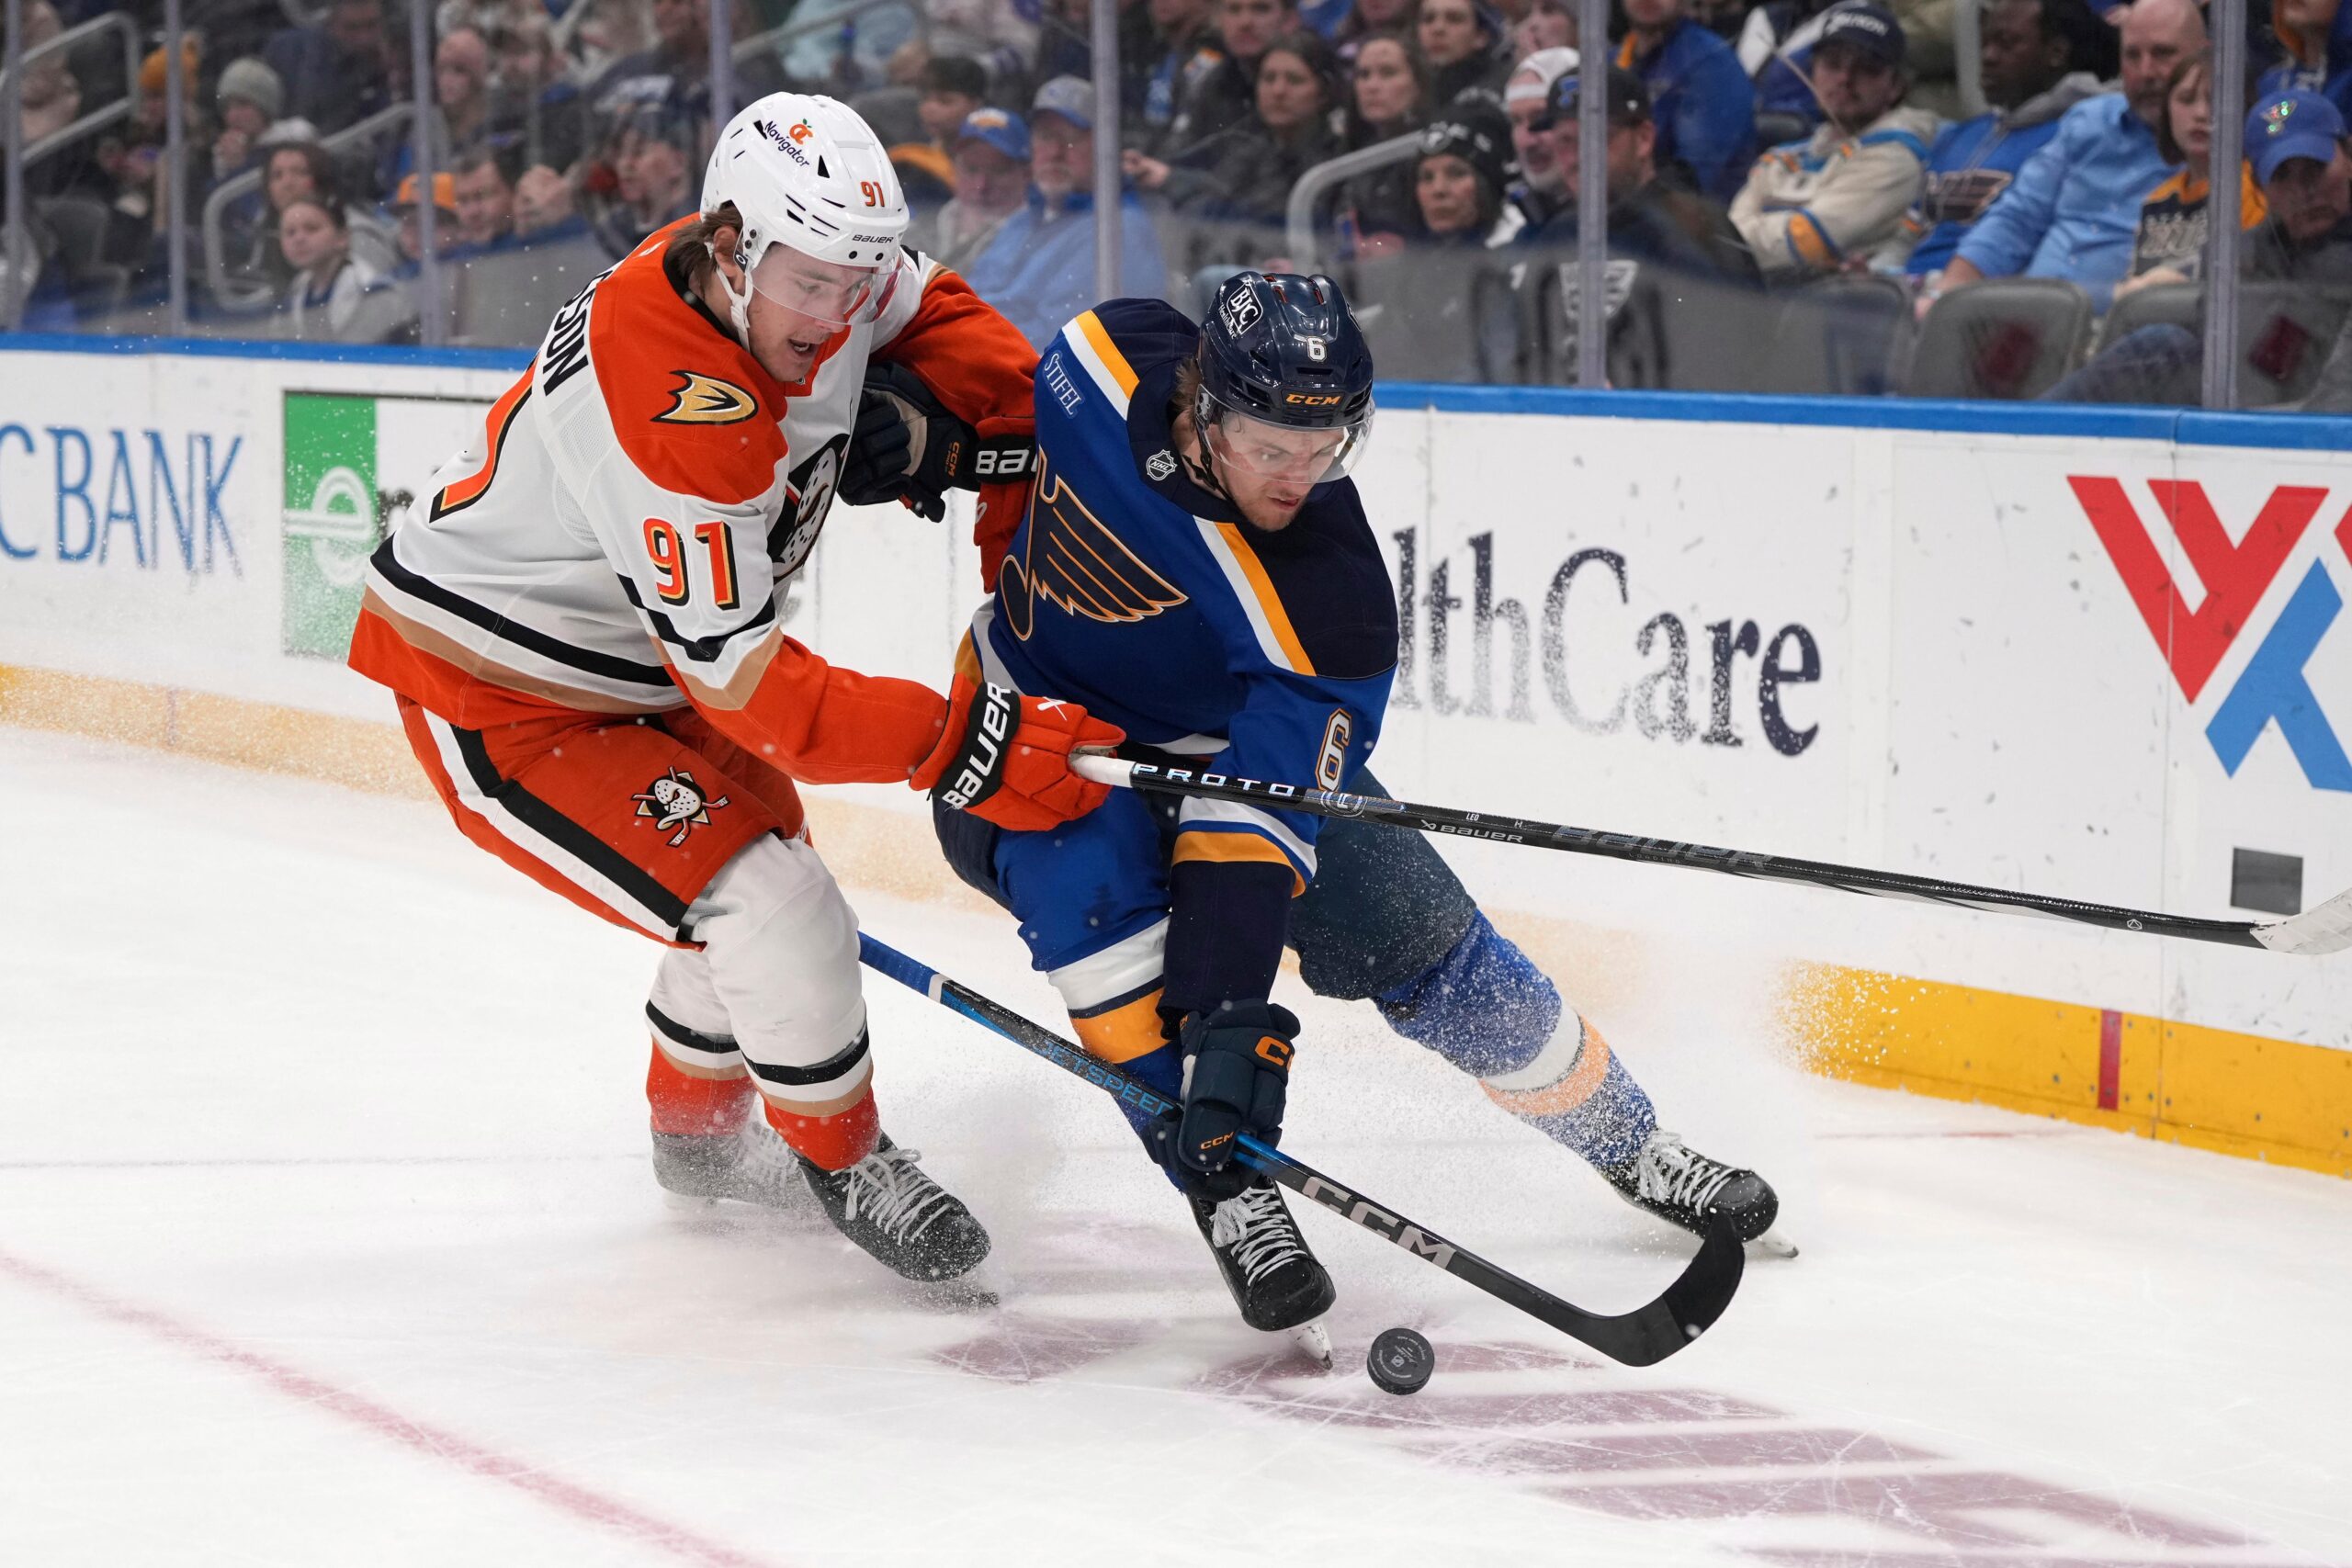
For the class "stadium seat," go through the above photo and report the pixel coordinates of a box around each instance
[1757,275,1912,396]
[2091,279,2199,356]
[2237,284,2352,408]
[1905,278,2093,400]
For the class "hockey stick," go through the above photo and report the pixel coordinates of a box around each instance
[857,931,1744,1368]
[1071,757,2352,957]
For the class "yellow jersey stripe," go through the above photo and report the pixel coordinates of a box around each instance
[1213,523,1317,676]
[1075,310,1140,399]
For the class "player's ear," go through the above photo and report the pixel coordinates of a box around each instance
[709,223,745,289]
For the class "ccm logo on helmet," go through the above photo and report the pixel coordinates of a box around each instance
[1283,393,1342,406]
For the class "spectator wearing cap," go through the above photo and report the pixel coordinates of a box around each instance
[1519,66,1759,279]
[961,76,1170,347]
[2045,88,2352,403]
[1730,2,1935,276]
[213,58,288,186]
[1893,0,2107,275]
[1171,0,1301,148]
[1130,28,1346,256]
[1618,0,1757,201]
[1506,45,1581,230]
[1938,0,2203,310]
[391,170,464,271]
[933,108,1034,269]
[1336,31,1440,247]
[1358,104,1522,378]
[1418,0,1511,104]
[2257,0,2352,127]
[1128,0,1227,154]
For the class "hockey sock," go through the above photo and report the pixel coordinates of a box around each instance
[762,1088,881,1173]
[644,1040,755,1137]
[1375,913,1657,1170]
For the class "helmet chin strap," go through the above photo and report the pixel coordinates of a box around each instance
[716,240,756,345]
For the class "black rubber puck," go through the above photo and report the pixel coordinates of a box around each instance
[1366,1326,1434,1395]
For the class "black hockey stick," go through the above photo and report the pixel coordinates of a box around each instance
[1071,757,2352,956]
[858,932,1743,1368]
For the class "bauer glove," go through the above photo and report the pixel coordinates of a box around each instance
[910,672,1124,831]
[1155,1001,1297,1200]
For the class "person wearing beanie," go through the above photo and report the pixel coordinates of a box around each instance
[214,58,288,182]
[1729,0,1938,276]
[1353,101,1521,378]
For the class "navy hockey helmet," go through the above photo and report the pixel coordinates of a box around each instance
[1193,270,1375,486]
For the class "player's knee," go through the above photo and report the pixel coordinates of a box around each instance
[1374,911,1563,1077]
[695,832,865,1033]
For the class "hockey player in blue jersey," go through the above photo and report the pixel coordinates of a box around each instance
[906,272,1781,1340]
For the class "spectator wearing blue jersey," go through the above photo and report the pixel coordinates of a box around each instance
[1894,0,2108,275]
[1937,0,2202,310]
[1616,0,1758,200]
[2258,0,2352,124]
[961,76,1172,347]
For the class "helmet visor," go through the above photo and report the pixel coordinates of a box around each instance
[1202,393,1375,486]
[742,242,899,329]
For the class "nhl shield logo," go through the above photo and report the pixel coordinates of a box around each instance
[632,767,730,847]
[1146,448,1178,481]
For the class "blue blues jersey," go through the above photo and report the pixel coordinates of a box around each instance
[967,299,1396,1004]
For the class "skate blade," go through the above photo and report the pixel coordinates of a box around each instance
[1282,1318,1333,1369]
[1747,1227,1800,1260]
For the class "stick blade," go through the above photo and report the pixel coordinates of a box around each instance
[2255,883,2352,955]
[1573,1220,1747,1368]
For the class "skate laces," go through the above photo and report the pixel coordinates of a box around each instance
[1210,1187,1306,1286]
[841,1145,958,1242]
[1636,1133,1736,1212]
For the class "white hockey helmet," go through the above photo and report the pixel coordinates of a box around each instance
[701,93,909,339]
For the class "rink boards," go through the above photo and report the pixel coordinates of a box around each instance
[1,335,2347,1176]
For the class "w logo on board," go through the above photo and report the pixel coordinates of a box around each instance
[2072,477,2352,791]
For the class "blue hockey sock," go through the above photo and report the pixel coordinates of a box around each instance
[1375,913,1657,1170]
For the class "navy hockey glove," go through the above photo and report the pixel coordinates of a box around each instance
[1156,1001,1297,1200]
[841,369,941,520]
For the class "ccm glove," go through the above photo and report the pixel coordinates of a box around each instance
[842,378,928,516]
[910,673,1125,831]
[1155,1001,1298,1200]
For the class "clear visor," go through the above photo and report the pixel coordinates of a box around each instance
[1203,394,1374,486]
[742,241,899,330]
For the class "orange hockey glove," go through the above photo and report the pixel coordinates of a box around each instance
[910,674,1125,830]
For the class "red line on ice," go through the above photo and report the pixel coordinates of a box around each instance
[0,1245,788,1568]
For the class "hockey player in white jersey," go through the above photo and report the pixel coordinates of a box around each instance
[349,95,1123,1283]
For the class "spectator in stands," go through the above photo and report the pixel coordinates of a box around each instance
[2259,0,2352,124]
[1521,65,1759,278]
[1937,0,2203,310]
[1618,0,1757,200]
[1131,28,1346,255]
[1894,0,2106,275]
[1513,0,1577,59]
[591,0,754,131]
[1035,0,1097,85]
[920,56,991,152]
[933,108,1033,269]
[1731,2,1935,276]
[1130,0,1227,152]
[1505,44,1579,231]
[513,163,586,243]
[212,59,288,189]
[1336,31,1440,247]
[1172,0,1299,146]
[588,103,701,255]
[90,39,205,272]
[1336,0,1420,62]
[391,170,463,270]
[449,146,520,255]
[266,0,394,135]
[2109,51,2265,298]
[963,75,1170,346]
[278,193,413,342]
[1741,0,1840,135]
[1356,105,1521,378]
[487,10,590,175]
[437,28,498,158]
[2046,89,2352,402]
[1418,0,1511,103]
[928,0,1042,87]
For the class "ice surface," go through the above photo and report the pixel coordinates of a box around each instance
[4,728,2348,1566]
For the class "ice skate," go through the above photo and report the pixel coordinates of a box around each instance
[1188,1179,1337,1335]
[1603,1130,1792,1253]
[652,1119,820,1217]
[797,1135,993,1282]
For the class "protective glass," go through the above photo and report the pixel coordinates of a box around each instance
[1202,392,1375,485]
[742,240,899,329]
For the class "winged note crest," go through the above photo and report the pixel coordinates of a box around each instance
[1001,461,1189,640]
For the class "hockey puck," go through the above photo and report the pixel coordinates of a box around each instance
[1366,1327,1434,1395]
